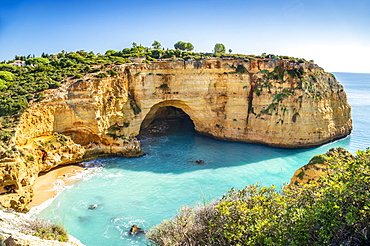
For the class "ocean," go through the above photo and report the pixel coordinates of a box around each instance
[38,72,370,246]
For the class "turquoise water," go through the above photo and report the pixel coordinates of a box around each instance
[38,72,370,246]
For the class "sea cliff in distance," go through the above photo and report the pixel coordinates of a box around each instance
[0,48,351,214]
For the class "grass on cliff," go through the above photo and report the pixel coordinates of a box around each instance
[32,220,68,242]
[148,147,370,246]
[25,216,68,242]
[0,207,69,242]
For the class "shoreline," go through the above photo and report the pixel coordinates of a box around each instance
[29,164,87,209]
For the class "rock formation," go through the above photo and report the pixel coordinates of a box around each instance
[289,156,330,186]
[0,57,352,211]
[0,209,85,246]
[289,147,354,186]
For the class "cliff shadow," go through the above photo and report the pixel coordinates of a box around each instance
[96,131,321,176]
[137,105,195,143]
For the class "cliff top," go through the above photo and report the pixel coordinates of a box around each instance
[0,52,320,149]
[0,48,317,117]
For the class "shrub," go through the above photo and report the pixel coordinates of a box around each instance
[148,203,220,246]
[0,79,7,91]
[29,218,68,242]
[148,147,370,246]
[0,71,14,81]
[74,74,84,79]
[0,64,16,72]
[106,69,118,76]
[158,83,168,89]
[309,153,329,164]
[94,72,108,78]
[26,57,50,66]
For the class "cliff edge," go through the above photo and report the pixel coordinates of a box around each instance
[0,57,352,211]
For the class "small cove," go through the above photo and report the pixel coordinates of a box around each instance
[38,72,370,246]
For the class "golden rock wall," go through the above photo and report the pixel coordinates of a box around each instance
[0,58,352,210]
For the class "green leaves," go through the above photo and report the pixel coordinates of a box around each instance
[26,57,50,65]
[214,43,226,53]
[149,147,370,245]
[309,153,330,164]
[152,40,162,50]
[0,79,7,91]
[0,71,14,81]
[174,41,194,51]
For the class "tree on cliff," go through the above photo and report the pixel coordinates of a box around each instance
[174,41,194,51]
[214,43,226,53]
[152,41,162,50]
[184,42,194,51]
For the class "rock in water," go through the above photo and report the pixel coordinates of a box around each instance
[88,204,98,210]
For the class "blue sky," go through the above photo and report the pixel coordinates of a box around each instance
[0,0,369,72]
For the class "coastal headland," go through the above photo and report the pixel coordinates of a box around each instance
[0,57,352,211]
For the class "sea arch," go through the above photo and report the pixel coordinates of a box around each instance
[139,100,202,136]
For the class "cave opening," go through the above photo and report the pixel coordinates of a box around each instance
[138,106,195,139]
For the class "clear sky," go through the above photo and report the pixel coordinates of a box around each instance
[0,0,369,73]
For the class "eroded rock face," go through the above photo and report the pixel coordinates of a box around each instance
[119,58,352,148]
[0,209,85,246]
[289,162,330,186]
[289,148,354,186]
[0,58,352,211]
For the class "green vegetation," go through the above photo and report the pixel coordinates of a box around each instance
[0,42,315,149]
[30,218,68,242]
[34,224,68,242]
[214,43,226,53]
[174,41,194,51]
[148,147,370,246]
[40,134,69,149]
[158,83,169,89]
[152,40,162,50]
[0,44,313,118]
[0,207,69,242]
[0,71,14,81]
[309,153,330,164]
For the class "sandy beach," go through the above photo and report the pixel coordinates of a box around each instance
[29,165,86,208]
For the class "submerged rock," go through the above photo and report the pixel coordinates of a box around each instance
[88,204,98,210]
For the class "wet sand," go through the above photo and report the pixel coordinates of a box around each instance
[29,165,86,208]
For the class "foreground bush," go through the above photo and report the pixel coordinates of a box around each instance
[0,207,69,242]
[30,218,68,242]
[148,148,370,245]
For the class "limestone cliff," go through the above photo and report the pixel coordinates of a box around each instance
[125,58,351,147]
[0,57,352,211]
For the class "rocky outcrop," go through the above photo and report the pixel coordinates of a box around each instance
[0,57,352,211]
[289,147,354,186]
[0,209,85,246]
[289,158,330,186]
